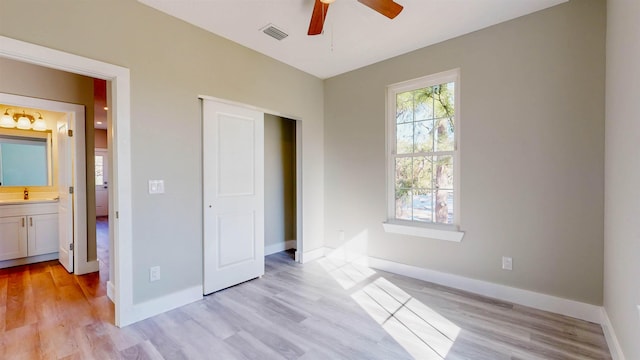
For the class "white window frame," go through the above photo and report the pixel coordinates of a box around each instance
[383,69,464,242]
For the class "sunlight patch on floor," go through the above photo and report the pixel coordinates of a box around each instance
[317,256,376,290]
[352,277,460,359]
[321,237,460,359]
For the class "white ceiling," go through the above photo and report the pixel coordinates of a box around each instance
[138,0,567,79]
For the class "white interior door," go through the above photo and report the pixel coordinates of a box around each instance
[203,99,264,295]
[57,115,73,273]
[95,149,109,217]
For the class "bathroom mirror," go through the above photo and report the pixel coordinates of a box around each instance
[0,128,52,187]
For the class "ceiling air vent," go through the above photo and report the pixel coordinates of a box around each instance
[262,24,288,41]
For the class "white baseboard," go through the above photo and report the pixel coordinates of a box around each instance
[0,252,58,269]
[265,240,296,256]
[318,247,603,324]
[107,280,115,303]
[301,247,328,263]
[365,256,602,324]
[600,308,626,360]
[121,285,203,326]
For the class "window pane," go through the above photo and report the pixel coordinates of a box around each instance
[435,118,455,151]
[396,91,413,124]
[414,120,434,153]
[434,155,453,189]
[95,155,104,186]
[397,91,413,103]
[395,189,412,220]
[413,156,433,189]
[396,123,413,154]
[395,157,413,190]
[435,189,453,224]
[396,101,413,124]
[412,189,433,222]
[434,82,455,119]
[413,89,434,121]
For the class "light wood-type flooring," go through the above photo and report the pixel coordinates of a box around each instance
[1,219,611,359]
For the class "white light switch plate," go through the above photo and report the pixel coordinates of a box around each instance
[502,256,513,271]
[148,180,165,194]
[149,266,161,282]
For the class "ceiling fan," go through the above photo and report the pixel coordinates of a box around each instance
[308,0,404,36]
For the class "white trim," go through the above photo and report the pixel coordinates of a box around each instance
[125,286,203,325]
[265,240,297,256]
[295,119,303,263]
[301,247,327,263]
[382,221,464,242]
[364,256,602,323]
[198,95,302,122]
[600,308,626,360]
[0,35,134,327]
[107,280,115,302]
[77,259,99,274]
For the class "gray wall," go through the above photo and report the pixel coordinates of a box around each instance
[264,115,296,249]
[324,0,605,305]
[0,57,98,262]
[604,0,640,358]
[0,0,325,303]
[95,129,108,149]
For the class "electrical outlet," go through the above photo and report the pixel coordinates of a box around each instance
[149,266,161,282]
[502,256,513,271]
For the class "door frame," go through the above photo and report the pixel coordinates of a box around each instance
[198,95,304,262]
[0,93,89,272]
[0,35,134,327]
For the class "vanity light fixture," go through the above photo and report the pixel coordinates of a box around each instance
[16,111,32,129]
[0,109,47,131]
[32,113,47,131]
[0,109,15,128]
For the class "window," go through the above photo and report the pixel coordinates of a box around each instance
[385,69,463,241]
[95,155,104,186]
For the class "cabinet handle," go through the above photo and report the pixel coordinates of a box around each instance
[22,218,25,227]
[30,217,33,227]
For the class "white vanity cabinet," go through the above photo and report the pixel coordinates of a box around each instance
[0,215,28,260]
[0,202,58,262]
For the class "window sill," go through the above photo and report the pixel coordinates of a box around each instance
[382,221,465,242]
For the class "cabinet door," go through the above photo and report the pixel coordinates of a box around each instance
[28,214,59,256]
[0,216,28,261]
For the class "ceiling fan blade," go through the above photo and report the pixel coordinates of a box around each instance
[357,0,403,19]
[308,0,330,36]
